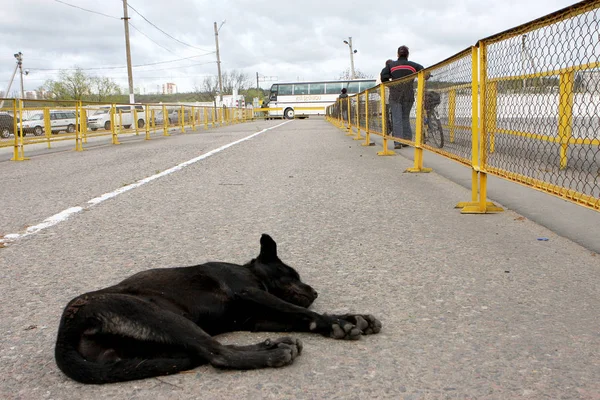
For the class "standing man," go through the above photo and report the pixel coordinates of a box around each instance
[380,46,424,149]
[338,88,349,124]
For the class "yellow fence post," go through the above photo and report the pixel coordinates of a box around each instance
[488,81,498,153]
[81,105,88,144]
[74,102,84,151]
[44,107,51,148]
[204,107,209,130]
[354,94,363,141]
[362,89,373,146]
[133,108,139,135]
[558,70,574,169]
[110,104,120,144]
[162,105,170,136]
[448,89,456,143]
[178,105,184,133]
[406,71,432,173]
[377,84,395,156]
[345,96,352,134]
[145,105,151,140]
[191,106,196,130]
[11,99,28,161]
[459,44,503,213]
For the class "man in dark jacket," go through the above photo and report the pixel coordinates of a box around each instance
[338,88,349,123]
[380,46,424,148]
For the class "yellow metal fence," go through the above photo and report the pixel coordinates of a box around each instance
[0,99,253,160]
[327,0,600,213]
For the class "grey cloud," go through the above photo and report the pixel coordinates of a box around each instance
[0,0,580,94]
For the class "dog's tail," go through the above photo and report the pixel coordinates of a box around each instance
[55,339,193,384]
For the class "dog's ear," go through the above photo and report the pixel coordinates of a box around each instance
[258,234,278,262]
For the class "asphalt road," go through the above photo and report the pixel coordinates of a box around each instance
[0,118,598,399]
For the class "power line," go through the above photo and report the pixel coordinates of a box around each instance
[127,3,211,53]
[130,23,179,56]
[53,0,120,20]
[54,0,211,59]
[28,55,215,72]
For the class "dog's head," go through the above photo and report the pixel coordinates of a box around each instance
[248,234,318,308]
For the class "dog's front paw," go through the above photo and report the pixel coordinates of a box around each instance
[264,337,303,367]
[329,319,363,340]
[328,314,382,339]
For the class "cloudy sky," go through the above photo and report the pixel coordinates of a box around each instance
[0,0,580,95]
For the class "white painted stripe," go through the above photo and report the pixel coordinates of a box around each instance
[1,120,292,245]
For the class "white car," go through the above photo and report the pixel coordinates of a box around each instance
[21,110,78,136]
[87,105,146,131]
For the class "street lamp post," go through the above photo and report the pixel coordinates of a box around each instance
[343,37,357,80]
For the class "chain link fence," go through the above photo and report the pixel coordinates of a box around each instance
[481,1,600,208]
[327,0,600,211]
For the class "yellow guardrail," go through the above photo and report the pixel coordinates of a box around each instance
[0,99,255,160]
[252,106,327,120]
[327,0,600,213]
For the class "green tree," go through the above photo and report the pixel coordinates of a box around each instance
[90,76,122,102]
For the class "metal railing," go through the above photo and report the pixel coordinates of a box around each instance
[0,99,254,160]
[327,0,600,213]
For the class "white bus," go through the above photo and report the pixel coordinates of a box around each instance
[265,79,376,119]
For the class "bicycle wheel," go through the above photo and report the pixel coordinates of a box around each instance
[427,112,444,148]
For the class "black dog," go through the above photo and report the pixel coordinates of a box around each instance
[55,234,382,384]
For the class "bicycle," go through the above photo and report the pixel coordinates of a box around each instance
[423,91,444,148]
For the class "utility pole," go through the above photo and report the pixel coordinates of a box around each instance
[343,37,357,80]
[122,0,135,104]
[256,73,278,89]
[214,21,224,95]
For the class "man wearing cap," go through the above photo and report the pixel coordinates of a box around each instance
[380,46,424,149]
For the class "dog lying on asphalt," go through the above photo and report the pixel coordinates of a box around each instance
[55,234,382,384]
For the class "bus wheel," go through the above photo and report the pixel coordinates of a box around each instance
[284,108,295,119]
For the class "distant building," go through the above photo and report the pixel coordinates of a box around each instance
[216,88,245,108]
[162,83,177,95]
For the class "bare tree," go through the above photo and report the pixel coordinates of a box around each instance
[337,68,373,80]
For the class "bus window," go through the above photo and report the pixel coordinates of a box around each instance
[360,81,377,91]
[278,84,293,95]
[325,82,343,94]
[309,83,325,94]
[347,82,360,94]
[293,84,309,95]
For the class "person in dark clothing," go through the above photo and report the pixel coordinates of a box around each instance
[380,46,424,149]
[378,59,394,85]
[338,88,349,123]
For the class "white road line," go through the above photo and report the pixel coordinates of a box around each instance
[1,120,293,245]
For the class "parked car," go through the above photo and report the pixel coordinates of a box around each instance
[20,110,78,135]
[87,105,146,131]
[152,110,172,126]
[168,109,191,124]
[0,113,15,138]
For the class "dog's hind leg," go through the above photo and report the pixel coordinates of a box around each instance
[56,294,301,383]
[225,337,303,354]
